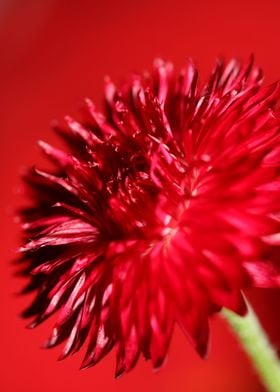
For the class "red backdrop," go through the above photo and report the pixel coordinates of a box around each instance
[1,1,280,391]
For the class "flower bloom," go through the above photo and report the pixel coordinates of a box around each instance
[19,57,280,376]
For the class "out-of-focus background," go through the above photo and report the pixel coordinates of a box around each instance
[1,1,280,391]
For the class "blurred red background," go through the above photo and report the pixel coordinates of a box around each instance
[1,1,280,391]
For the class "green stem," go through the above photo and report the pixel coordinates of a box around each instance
[222,298,280,392]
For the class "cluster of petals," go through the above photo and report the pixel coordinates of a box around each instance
[19,56,280,376]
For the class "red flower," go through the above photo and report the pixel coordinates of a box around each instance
[19,56,280,376]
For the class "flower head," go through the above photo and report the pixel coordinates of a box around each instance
[18,56,280,376]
